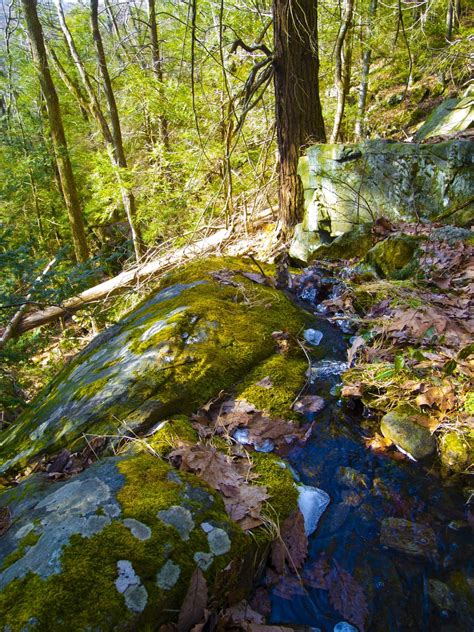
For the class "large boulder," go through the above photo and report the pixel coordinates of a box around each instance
[0,257,310,630]
[0,258,307,476]
[415,86,474,141]
[290,138,473,261]
[0,450,295,630]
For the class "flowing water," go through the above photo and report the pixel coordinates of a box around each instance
[266,311,473,632]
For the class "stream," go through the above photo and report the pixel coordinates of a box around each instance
[265,302,473,632]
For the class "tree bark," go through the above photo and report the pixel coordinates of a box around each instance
[21,0,89,263]
[273,0,326,234]
[355,0,378,139]
[330,0,355,143]
[90,0,144,262]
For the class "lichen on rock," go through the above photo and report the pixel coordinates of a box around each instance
[0,258,307,477]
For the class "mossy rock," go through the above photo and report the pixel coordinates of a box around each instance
[0,258,308,476]
[309,224,375,262]
[439,430,474,475]
[365,234,422,279]
[0,450,296,631]
[380,407,436,459]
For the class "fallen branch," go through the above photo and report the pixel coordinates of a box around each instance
[14,229,231,337]
[0,258,57,350]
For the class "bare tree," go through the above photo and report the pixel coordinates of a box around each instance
[148,0,169,148]
[355,0,378,139]
[21,0,89,262]
[90,0,144,261]
[54,0,143,262]
[330,0,355,143]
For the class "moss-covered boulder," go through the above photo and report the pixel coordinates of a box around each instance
[439,430,474,475]
[380,407,436,459]
[311,224,375,262]
[0,258,307,476]
[0,450,296,631]
[365,234,421,278]
[0,257,312,630]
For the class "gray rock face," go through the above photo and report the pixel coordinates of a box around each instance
[380,409,436,460]
[290,138,473,262]
[415,87,474,141]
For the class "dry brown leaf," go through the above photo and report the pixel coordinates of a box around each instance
[364,432,393,453]
[271,508,308,573]
[292,395,326,414]
[255,376,273,389]
[170,444,268,529]
[341,384,363,398]
[177,568,208,632]
[415,382,455,412]
[347,336,366,366]
[241,271,271,286]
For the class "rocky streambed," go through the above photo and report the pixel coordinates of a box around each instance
[0,255,472,631]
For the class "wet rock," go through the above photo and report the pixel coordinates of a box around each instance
[297,484,330,536]
[334,623,359,632]
[380,517,438,558]
[303,329,324,346]
[336,466,369,489]
[440,430,474,474]
[365,234,421,279]
[380,408,436,459]
[428,579,455,611]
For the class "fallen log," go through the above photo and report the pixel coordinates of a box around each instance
[15,228,232,336]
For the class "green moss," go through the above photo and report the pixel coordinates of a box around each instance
[0,257,307,477]
[1,530,41,571]
[463,391,474,415]
[251,452,298,524]
[0,453,257,631]
[365,234,423,279]
[141,416,198,456]
[440,430,474,474]
[73,374,115,401]
[236,353,307,419]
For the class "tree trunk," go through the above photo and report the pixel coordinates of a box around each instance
[330,0,355,143]
[21,0,89,263]
[90,0,143,262]
[355,0,378,139]
[148,0,170,148]
[446,0,454,41]
[273,0,326,234]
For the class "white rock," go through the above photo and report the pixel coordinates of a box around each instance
[304,329,324,346]
[296,484,330,536]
